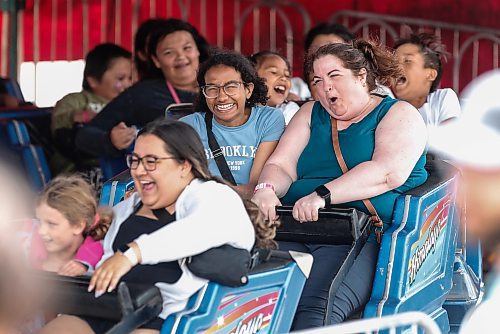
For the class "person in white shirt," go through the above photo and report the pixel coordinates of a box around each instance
[39,119,274,334]
[392,32,461,126]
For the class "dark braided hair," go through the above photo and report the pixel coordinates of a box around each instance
[394,32,448,93]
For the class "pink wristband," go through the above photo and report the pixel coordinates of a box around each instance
[254,182,275,194]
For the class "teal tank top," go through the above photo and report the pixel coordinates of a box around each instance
[282,96,428,225]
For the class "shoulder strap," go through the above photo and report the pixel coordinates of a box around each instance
[166,80,182,104]
[204,112,237,185]
[330,118,384,241]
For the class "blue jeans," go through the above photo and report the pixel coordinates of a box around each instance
[278,241,380,330]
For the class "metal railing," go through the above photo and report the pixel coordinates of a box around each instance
[296,312,442,334]
[331,10,500,93]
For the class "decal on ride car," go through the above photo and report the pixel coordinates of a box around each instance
[204,289,279,334]
[407,193,451,286]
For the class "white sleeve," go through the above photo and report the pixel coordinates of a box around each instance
[135,183,255,265]
[282,102,300,125]
[438,89,462,123]
[290,77,311,100]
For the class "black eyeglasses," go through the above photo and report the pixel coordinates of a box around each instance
[126,153,176,171]
[201,81,244,98]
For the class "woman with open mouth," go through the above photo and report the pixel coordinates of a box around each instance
[39,119,265,334]
[181,50,286,199]
[252,39,428,329]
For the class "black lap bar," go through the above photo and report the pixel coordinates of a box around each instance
[275,206,370,244]
[37,272,162,334]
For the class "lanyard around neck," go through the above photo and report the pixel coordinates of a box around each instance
[166,80,181,104]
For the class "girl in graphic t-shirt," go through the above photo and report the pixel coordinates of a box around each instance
[181,50,286,199]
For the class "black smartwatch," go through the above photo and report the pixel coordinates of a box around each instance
[314,185,331,206]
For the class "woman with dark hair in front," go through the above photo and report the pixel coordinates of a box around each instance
[392,31,461,126]
[252,40,428,329]
[75,18,211,159]
[181,50,285,199]
[40,119,279,334]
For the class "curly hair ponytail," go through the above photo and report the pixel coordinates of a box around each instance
[352,39,403,89]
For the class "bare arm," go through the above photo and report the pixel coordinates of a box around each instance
[326,101,426,202]
[292,101,427,222]
[252,102,314,219]
[233,140,279,199]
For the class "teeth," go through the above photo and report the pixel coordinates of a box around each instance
[274,85,286,93]
[216,103,234,111]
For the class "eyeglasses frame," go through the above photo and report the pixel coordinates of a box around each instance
[126,153,177,171]
[201,81,246,99]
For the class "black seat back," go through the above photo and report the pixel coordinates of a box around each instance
[165,103,194,120]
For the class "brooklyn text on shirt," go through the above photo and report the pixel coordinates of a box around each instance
[204,145,258,159]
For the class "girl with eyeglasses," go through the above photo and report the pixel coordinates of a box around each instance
[40,119,277,334]
[181,50,286,199]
